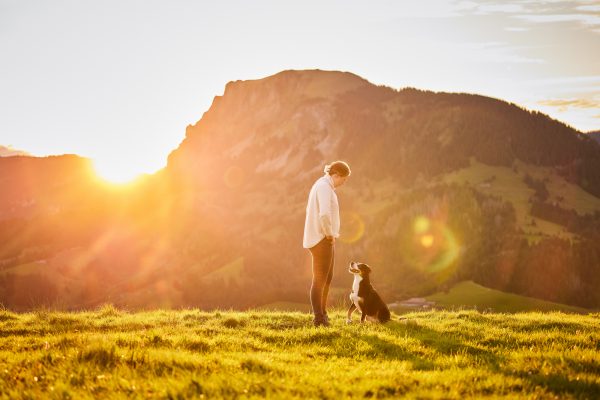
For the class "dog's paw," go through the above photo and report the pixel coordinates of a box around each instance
[345,319,352,324]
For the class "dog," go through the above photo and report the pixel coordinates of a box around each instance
[347,261,391,323]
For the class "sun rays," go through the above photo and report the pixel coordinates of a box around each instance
[92,158,147,185]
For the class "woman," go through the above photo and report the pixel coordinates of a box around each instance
[303,160,351,327]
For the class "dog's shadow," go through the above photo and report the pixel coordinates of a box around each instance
[357,332,435,370]
[350,319,503,372]
[342,317,600,397]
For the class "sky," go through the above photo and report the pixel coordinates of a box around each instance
[1,0,599,182]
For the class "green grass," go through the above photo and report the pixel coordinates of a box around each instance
[425,281,589,313]
[1,307,599,399]
[256,301,312,312]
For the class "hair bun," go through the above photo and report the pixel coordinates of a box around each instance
[323,161,351,177]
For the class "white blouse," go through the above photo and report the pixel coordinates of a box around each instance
[303,174,340,248]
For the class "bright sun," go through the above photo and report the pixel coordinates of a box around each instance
[93,159,144,184]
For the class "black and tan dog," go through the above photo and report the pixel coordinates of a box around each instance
[347,261,391,323]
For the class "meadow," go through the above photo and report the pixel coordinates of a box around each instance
[1,306,599,399]
[441,159,600,243]
[424,281,588,314]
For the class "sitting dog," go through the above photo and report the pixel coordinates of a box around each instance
[347,261,391,323]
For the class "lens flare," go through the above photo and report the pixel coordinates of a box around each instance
[427,225,459,274]
[340,211,365,244]
[405,215,461,275]
[420,234,434,248]
[414,216,430,234]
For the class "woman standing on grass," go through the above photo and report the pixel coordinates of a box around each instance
[303,161,351,327]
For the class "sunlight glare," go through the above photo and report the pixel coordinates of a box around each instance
[93,158,144,184]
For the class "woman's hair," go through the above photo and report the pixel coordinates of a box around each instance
[323,160,351,177]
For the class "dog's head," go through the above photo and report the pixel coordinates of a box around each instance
[348,261,372,276]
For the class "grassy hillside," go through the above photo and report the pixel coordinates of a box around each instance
[1,307,599,399]
[440,159,600,242]
[425,281,589,313]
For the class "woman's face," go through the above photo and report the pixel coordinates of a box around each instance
[331,174,348,188]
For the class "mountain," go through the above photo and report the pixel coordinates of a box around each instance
[0,155,94,220]
[588,131,600,145]
[0,145,29,157]
[0,155,179,310]
[165,70,600,308]
[2,70,600,311]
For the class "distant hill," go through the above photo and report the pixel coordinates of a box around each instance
[588,130,600,145]
[2,70,600,311]
[423,280,587,313]
[258,280,586,314]
[0,155,95,220]
[0,145,29,157]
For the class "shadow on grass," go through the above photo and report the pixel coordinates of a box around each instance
[385,320,504,368]
[511,372,600,397]
[514,321,583,334]
[384,319,600,397]
[358,333,435,370]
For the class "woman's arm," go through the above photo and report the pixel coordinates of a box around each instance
[316,183,334,239]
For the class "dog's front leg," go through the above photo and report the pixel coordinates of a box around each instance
[360,312,367,323]
[346,303,356,324]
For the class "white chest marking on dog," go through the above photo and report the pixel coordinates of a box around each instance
[350,275,363,311]
[352,275,362,295]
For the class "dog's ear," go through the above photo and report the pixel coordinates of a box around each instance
[359,263,372,274]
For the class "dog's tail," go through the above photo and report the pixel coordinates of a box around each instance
[378,308,391,323]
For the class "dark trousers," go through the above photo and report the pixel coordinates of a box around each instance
[309,238,335,321]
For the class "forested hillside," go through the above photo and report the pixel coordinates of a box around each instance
[1,70,600,311]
